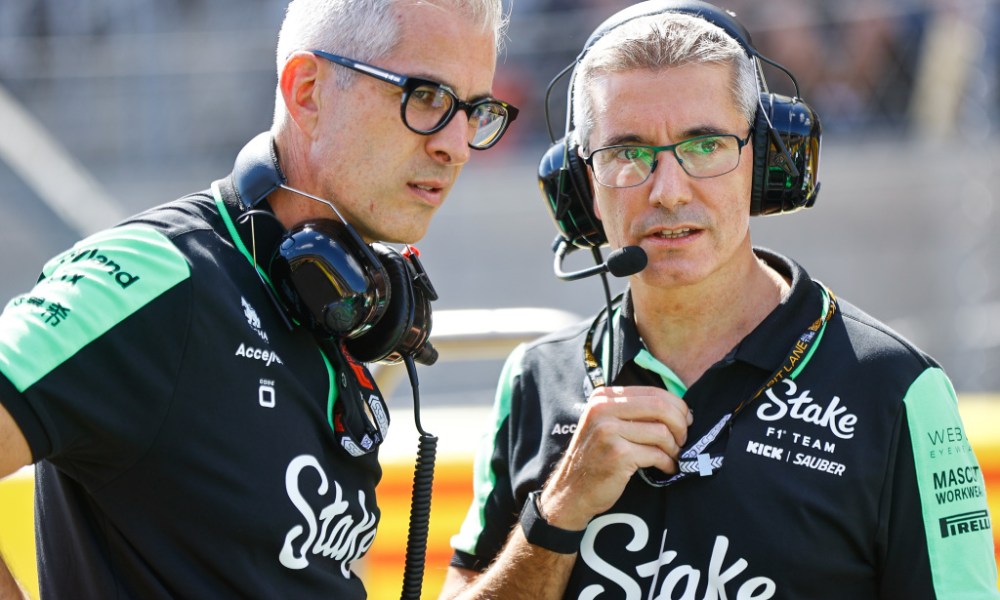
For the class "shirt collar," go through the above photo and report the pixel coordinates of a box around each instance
[733,248,823,372]
[608,248,824,384]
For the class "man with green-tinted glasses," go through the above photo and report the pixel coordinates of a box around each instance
[441,1,1000,598]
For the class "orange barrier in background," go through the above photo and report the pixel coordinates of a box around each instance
[964,395,1000,589]
[0,471,33,598]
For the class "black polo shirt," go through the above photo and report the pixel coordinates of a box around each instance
[450,249,999,599]
[0,177,382,598]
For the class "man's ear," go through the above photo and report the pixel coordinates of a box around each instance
[279,51,323,137]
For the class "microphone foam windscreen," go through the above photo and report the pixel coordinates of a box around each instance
[606,246,648,277]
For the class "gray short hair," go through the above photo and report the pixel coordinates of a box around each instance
[276,0,507,88]
[571,12,758,152]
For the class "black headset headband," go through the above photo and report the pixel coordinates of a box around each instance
[539,0,822,249]
[233,132,285,209]
[581,0,756,62]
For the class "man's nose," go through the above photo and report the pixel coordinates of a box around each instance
[425,112,472,166]
[646,151,693,209]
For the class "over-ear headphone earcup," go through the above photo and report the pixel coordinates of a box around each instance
[345,244,434,365]
[538,138,606,248]
[752,93,822,216]
[750,103,771,216]
[268,219,389,338]
[345,244,410,363]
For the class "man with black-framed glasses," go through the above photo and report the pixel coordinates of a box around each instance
[0,0,514,598]
[442,1,1000,599]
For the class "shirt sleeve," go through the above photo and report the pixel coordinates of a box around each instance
[879,367,1000,598]
[449,343,527,572]
[0,225,191,487]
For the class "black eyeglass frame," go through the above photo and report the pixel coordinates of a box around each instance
[309,49,519,150]
[582,130,754,187]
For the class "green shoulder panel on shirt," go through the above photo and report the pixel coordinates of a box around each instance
[451,342,525,555]
[903,367,1000,598]
[0,225,191,392]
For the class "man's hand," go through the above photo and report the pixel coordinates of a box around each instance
[439,385,692,600]
[538,385,692,530]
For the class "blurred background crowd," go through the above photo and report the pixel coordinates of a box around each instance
[3,1,996,158]
[0,0,998,399]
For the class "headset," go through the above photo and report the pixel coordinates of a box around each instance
[539,0,823,249]
[231,131,438,366]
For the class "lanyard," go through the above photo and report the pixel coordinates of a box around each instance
[583,282,837,486]
[320,338,391,457]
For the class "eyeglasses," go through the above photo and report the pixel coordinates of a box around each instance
[310,50,519,150]
[582,131,753,188]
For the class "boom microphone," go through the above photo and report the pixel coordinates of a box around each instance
[606,246,648,277]
[553,236,647,281]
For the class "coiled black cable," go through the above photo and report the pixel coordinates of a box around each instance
[400,354,438,600]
